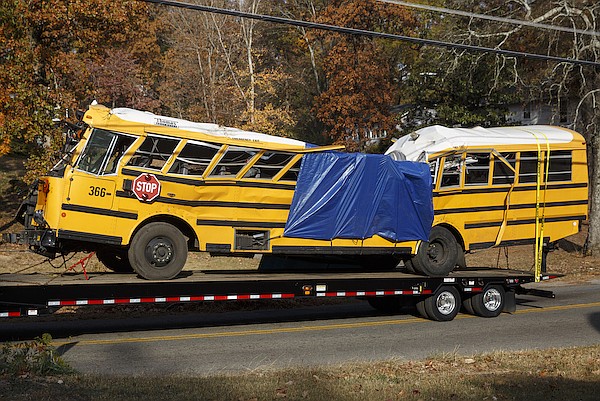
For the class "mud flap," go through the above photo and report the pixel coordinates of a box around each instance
[503,288,516,313]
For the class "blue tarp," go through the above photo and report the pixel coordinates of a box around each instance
[283,152,433,242]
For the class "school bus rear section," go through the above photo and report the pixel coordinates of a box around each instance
[386,125,588,277]
[5,105,425,280]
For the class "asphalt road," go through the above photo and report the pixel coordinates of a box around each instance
[2,281,599,376]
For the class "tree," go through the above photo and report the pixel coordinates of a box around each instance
[405,1,600,253]
[0,0,163,180]
[312,0,418,151]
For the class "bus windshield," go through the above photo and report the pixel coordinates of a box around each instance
[77,129,135,175]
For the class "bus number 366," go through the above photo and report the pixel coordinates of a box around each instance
[89,186,107,197]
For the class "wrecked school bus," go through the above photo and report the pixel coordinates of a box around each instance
[3,104,588,280]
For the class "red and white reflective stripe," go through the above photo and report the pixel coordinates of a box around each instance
[0,310,38,318]
[0,311,22,318]
[317,289,432,297]
[463,287,484,293]
[47,293,295,307]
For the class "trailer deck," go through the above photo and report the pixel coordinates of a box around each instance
[0,268,559,320]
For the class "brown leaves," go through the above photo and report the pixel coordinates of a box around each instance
[312,0,418,150]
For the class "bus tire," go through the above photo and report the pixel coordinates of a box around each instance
[423,286,461,321]
[96,247,133,273]
[128,222,187,280]
[470,285,505,318]
[408,226,460,276]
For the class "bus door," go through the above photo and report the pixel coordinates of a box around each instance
[65,129,136,219]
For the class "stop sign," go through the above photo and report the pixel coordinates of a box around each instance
[132,173,161,202]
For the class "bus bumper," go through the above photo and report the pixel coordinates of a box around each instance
[2,229,57,258]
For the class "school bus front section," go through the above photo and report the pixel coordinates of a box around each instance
[14,105,424,280]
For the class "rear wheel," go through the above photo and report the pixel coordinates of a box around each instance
[469,285,505,318]
[128,222,188,280]
[420,286,461,321]
[407,226,461,276]
[96,247,133,273]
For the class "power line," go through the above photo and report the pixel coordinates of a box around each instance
[139,0,600,67]
[379,0,600,37]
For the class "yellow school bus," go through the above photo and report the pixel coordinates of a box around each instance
[7,105,587,280]
[385,124,588,276]
[11,104,426,279]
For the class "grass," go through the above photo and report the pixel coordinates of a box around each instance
[0,344,598,400]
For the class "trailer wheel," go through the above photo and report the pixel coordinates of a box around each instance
[406,226,461,276]
[468,285,505,318]
[96,247,133,273]
[128,222,187,280]
[420,286,461,321]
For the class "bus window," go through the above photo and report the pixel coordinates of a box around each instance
[279,157,302,181]
[464,153,490,186]
[105,135,136,174]
[209,146,256,177]
[127,135,180,170]
[77,129,113,174]
[547,150,572,182]
[440,154,462,188]
[77,129,135,175]
[249,152,297,179]
[492,152,516,185]
[429,159,439,186]
[518,151,539,184]
[168,141,221,176]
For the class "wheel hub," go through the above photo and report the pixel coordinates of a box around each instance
[427,242,444,264]
[483,288,502,311]
[436,291,456,315]
[146,238,173,267]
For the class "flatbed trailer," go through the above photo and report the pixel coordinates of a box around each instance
[0,267,559,321]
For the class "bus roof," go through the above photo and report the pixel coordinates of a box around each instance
[83,104,318,150]
[385,125,584,162]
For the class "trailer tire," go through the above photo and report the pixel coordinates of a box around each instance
[96,247,133,273]
[415,298,428,318]
[128,222,187,280]
[469,285,505,318]
[407,226,461,276]
[423,286,461,321]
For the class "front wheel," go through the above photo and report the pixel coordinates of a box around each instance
[128,222,188,280]
[407,226,462,276]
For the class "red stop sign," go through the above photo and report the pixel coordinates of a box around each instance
[132,173,161,202]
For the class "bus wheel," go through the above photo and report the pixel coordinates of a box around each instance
[128,222,187,280]
[96,247,133,273]
[421,286,461,321]
[467,285,505,318]
[407,226,460,276]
